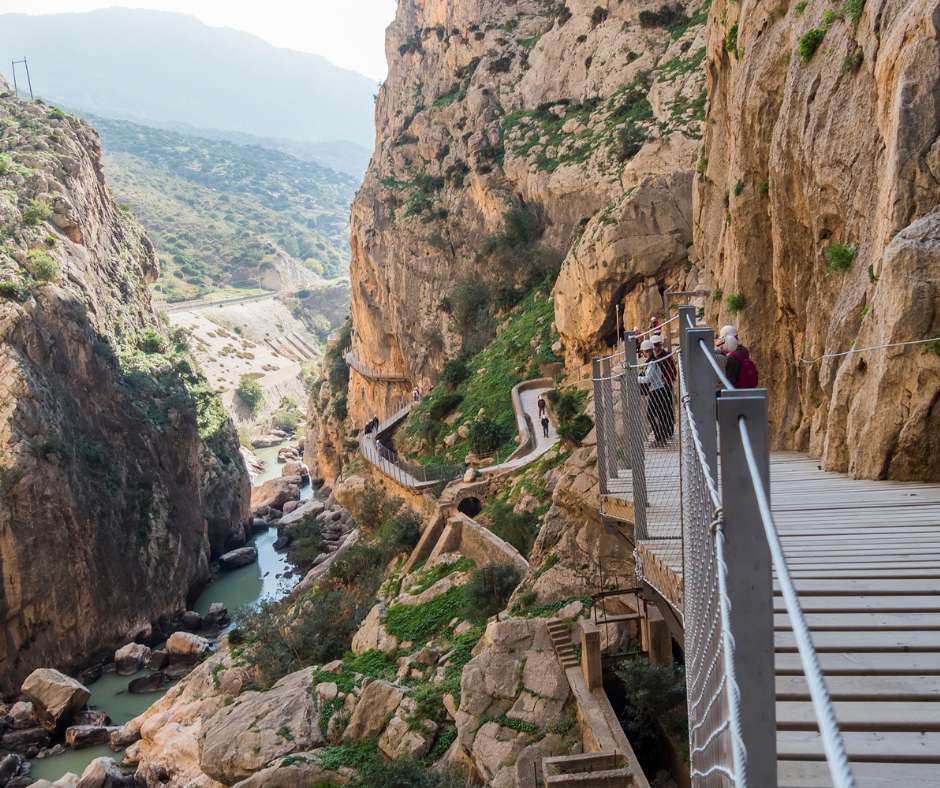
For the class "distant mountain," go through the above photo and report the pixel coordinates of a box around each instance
[0,9,378,149]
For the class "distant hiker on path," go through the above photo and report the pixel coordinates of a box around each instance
[537,395,547,418]
[652,335,676,438]
[719,326,758,388]
[638,339,672,447]
[541,415,550,438]
[413,386,420,402]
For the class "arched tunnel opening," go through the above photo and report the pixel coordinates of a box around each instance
[457,497,482,518]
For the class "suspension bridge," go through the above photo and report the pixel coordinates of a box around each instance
[592,306,940,788]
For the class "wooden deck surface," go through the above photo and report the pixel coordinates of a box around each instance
[611,451,940,787]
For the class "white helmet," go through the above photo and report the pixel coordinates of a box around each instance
[720,325,738,339]
[651,335,663,345]
[722,335,739,353]
[640,340,654,351]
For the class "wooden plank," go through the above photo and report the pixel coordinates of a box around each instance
[776,675,940,701]
[778,759,940,787]
[784,579,940,596]
[776,652,940,675]
[773,596,940,614]
[784,568,940,579]
[774,612,940,631]
[776,700,940,731]
[776,730,940,763]
[775,630,940,653]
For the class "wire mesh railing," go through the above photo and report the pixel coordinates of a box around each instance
[344,350,412,383]
[591,304,858,787]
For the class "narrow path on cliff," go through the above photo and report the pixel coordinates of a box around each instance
[480,385,558,474]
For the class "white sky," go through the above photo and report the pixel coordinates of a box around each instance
[0,0,398,80]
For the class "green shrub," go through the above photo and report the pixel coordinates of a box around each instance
[639,4,689,29]
[355,482,404,534]
[793,0,807,16]
[439,359,472,390]
[725,23,739,56]
[271,410,301,431]
[461,562,522,624]
[29,252,59,283]
[48,107,66,120]
[236,375,264,412]
[286,514,323,570]
[296,288,311,299]
[825,243,856,274]
[725,293,748,316]
[118,203,133,213]
[557,414,594,447]
[0,280,30,302]
[22,199,53,226]
[591,6,609,26]
[554,388,587,422]
[467,417,509,455]
[843,0,865,24]
[448,277,492,356]
[428,392,463,421]
[616,124,647,162]
[488,57,512,74]
[799,29,826,63]
[616,659,688,745]
[712,287,724,303]
[0,465,24,492]
[841,48,863,77]
[486,500,540,557]
[138,330,167,354]
[385,585,465,643]
[733,180,744,197]
[332,395,348,421]
[758,179,769,196]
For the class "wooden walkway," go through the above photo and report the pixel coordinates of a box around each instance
[611,451,940,787]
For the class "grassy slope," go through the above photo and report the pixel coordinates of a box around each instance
[402,289,562,465]
[94,117,357,301]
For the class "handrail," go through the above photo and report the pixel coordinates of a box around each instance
[344,350,411,383]
[739,416,856,788]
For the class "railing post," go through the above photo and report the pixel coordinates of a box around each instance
[679,306,718,486]
[623,331,647,538]
[593,358,610,496]
[717,390,777,788]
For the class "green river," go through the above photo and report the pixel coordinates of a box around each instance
[29,441,311,784]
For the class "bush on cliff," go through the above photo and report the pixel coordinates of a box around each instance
[461,561,522,623]
[236,375,264,412]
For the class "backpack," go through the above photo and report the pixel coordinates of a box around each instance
[728,350,759,389]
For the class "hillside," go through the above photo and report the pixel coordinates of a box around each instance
[92,118,356,301]
[0,78,249,685]
[0,8,378,149]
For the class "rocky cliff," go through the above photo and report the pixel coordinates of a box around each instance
[696,0,940,479]
[344,0,711,431]
[0,84,251,688]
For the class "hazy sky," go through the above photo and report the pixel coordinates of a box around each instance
[2,1,397,80]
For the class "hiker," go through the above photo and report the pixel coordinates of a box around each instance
[375,439,385,454]
[651,335,676,438]
[371,415,379,436]
[537,395,547,418]
[364,419,373,438]
[650,316,661,332]
[721,334,758,388]
[638,340,672,447]
[633,326,642,355]
[541,415,550,438]
[413,386,420,402]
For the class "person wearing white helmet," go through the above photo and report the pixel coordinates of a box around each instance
[638,339,672,447]
[716,326,756,388]
[651,335,676,438]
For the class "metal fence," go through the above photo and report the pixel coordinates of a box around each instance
[591,305,857,788]
[344,350,412,383]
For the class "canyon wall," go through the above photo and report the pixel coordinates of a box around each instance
[345,0,711,432]
[0,85,250,688]
[697,0,940,479]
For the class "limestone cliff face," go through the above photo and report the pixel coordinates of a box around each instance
[696,0,940,479]
[0,88,250,688]
[346,0,710,429]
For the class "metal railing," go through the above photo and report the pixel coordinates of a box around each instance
[344,350,412,383]
[591,305,857,788]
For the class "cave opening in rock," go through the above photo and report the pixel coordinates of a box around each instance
[457,497,482,517]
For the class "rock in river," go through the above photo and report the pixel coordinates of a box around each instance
[21,669,91,732]
[66,725,120,750]
[166,632,211,664]
[128,673,166,694]
[218,546,258,571]
[114,644,151,676]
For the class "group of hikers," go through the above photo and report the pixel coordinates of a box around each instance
[635,317,755,448]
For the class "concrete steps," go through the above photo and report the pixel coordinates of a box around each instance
[547,618,580,670]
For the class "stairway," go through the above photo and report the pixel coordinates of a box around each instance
[546,618,580,670]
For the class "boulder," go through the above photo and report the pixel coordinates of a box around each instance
[218,546,258,571]
[71,709,112,727]
[199,668,323,785]
[228,752,347,788]
[412,647,441,666]
[201,602,230,630]
[66,726,120,750]
[77,665,104,687]
[75,757,133,788]
[463,468,476,483]
[113,644,151,676]
[128,673,166,694]
[166,632,211,664]
[109,722,141,751]
[146,650,168,671]
[277,499,326,528]
[273,534,291,551]
[378,715,437,761]
[277,447,301,463]
[21,669,91,731]
[8,701,37,730]
[251,518,269,534]
[1,727,50,753]
[251,434,285,449]
[180,611,201,631]
[0,754,26,786]
[250,476,303,510]
[281,462,308,480]
[350,604,397,655]
[342,681,404,743]
[164,664,192,681]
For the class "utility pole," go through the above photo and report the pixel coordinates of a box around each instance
[11,59,33,100]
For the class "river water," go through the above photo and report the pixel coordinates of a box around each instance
[29,442,311,784]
